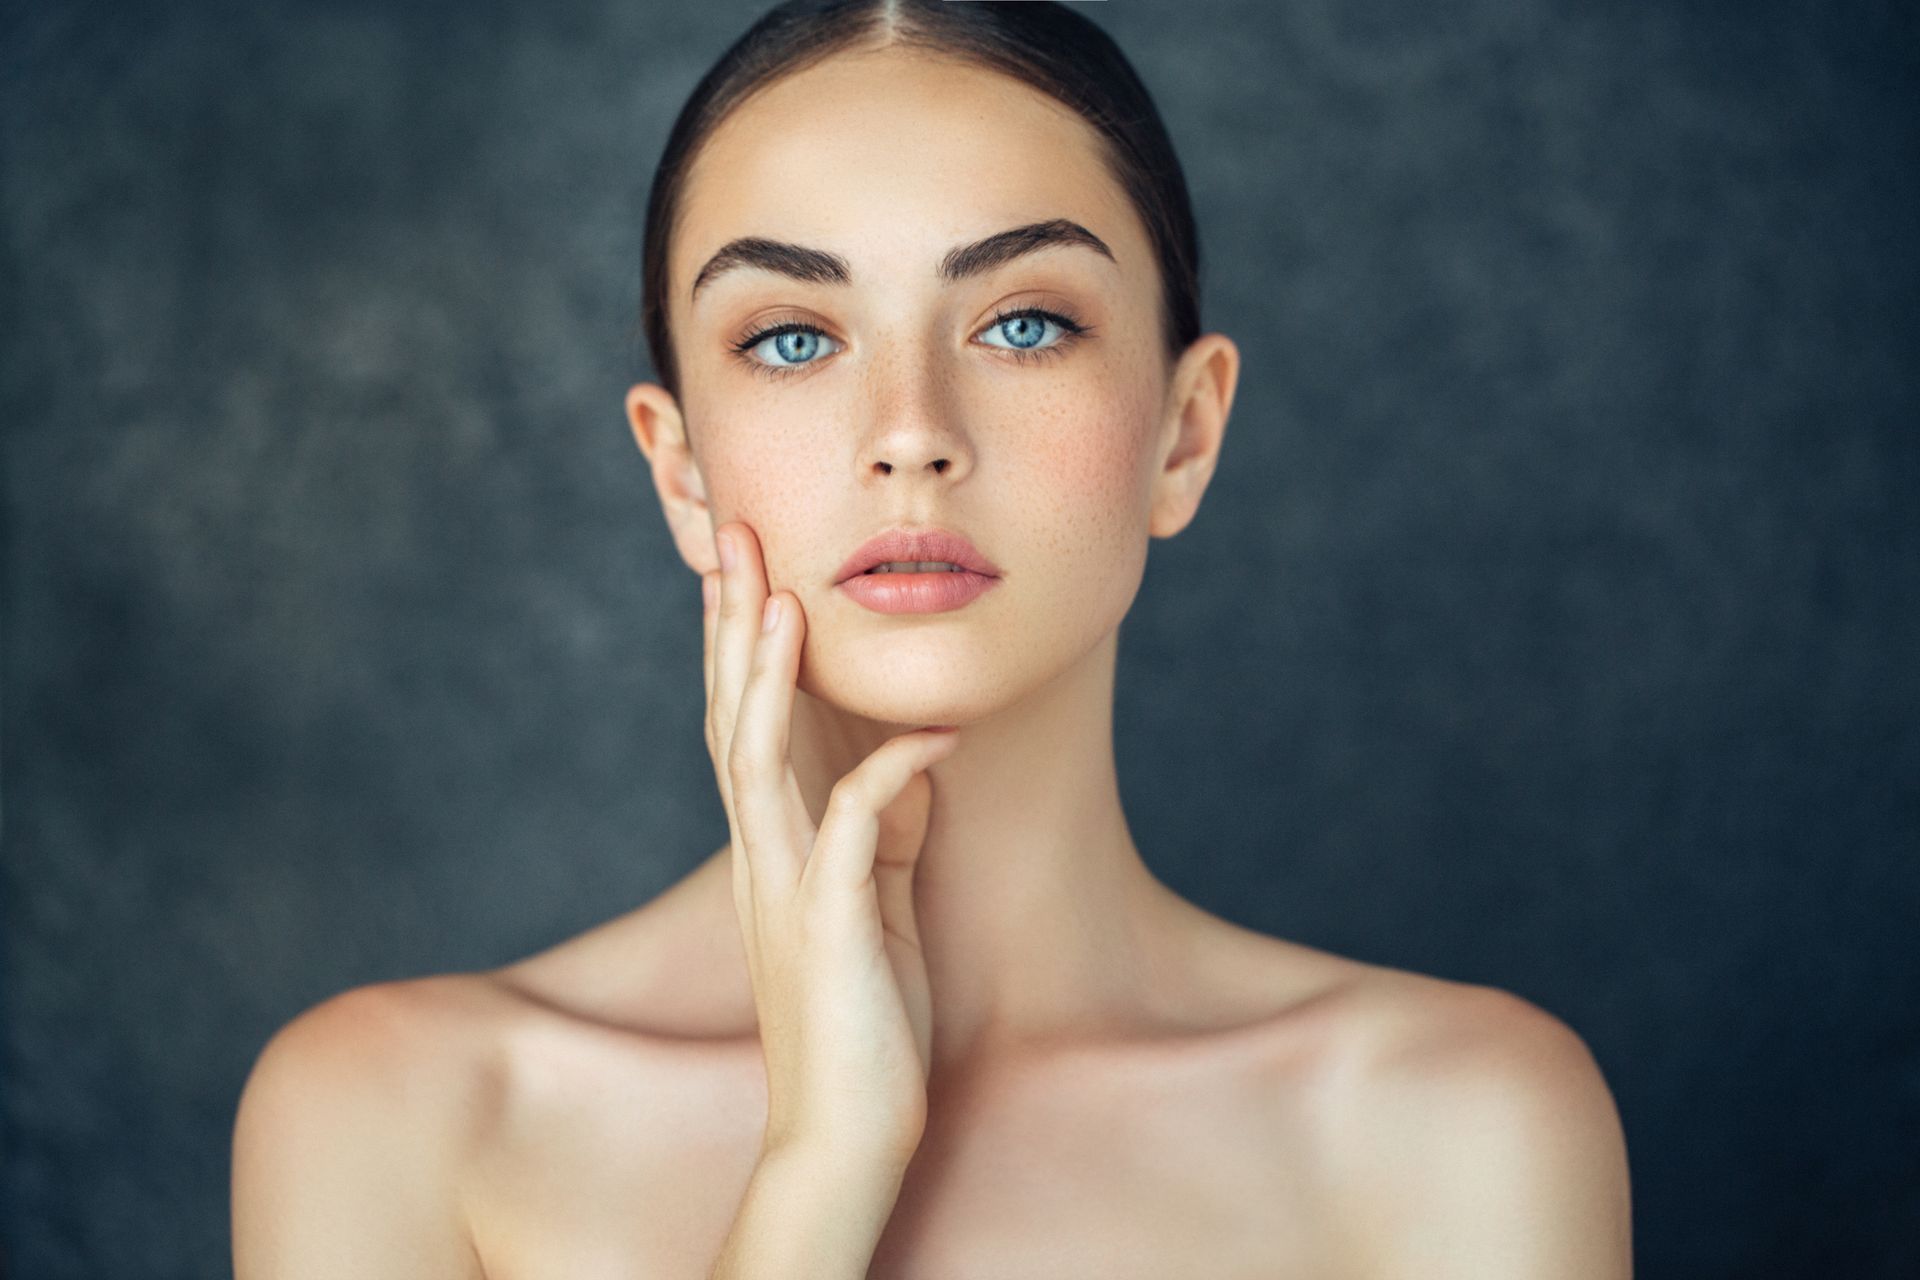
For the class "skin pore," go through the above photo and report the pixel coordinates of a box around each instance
[624,44,1249,1079]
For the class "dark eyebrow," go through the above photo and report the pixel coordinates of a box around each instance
[688,218,1116,305]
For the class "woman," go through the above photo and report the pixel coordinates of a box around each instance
[232,2,1633,1276]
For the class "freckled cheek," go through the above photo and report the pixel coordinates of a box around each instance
[1017,406,1156,605]
[1035,399,1154,518]
[695,428,838,580]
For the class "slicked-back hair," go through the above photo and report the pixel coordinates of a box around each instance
[635,0,1202,407]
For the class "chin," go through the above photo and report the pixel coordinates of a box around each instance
[795,591,1117,728]
[796,649,1012,730]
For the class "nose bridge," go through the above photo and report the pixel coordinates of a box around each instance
[858,329,965,477]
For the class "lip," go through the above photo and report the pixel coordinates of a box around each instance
[833,526,1002,585]
[838,568,999,614]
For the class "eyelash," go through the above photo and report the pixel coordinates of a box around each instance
[728,306,1094,382]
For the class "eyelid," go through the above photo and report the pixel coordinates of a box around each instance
[729,315,836,356]
[977,304,1089,348]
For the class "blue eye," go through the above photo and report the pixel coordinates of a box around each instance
[976,307,1092,368]
[729,306,1092,381]
[734,324,842,373]
[980,309,1072,353]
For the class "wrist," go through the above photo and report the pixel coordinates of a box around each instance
[760,1127,920,1186]
[706,1139,909,1276]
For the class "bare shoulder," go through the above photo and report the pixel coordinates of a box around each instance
[232,974,508,1279]
[240,973,510,1126]
[1282,964,1633,1279]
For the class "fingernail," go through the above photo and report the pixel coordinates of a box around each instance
[718,530,738,573]
[702,573,716,612]
[761,595,782,632]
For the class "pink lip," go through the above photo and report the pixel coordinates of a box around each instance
[833,526,1002,585]
[839,568,999,614]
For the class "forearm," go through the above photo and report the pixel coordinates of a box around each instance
[708,1141,909,1279]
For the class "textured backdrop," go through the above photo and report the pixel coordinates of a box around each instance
[3,0,1916,1276]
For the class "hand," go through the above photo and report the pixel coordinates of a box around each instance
[702,519,956,1168]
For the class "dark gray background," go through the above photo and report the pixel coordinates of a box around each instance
[3,0,1915,1275]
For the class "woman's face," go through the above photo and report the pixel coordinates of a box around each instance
[664,47,1193,729]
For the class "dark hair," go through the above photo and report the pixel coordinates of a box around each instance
[634,0,1202,406]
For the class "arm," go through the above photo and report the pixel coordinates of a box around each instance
[1332,985,1634,1279]
[708,1139,912,1279]
[231,983,487,1280]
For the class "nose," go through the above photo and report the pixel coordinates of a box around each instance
[859,349,971,482]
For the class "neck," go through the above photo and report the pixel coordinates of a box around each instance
[785,629,1189,1077]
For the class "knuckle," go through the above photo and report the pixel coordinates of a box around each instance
[727,741,765,785]
[824,778,867,819]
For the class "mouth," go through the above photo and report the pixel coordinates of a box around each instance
[834,525,1002,585]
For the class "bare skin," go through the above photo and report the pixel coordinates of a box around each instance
[232,41,1632,1280]
[235,858,1626,1279]
[476,855,1455,1280]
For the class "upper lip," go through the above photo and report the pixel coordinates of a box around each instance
[835,526,1002,584]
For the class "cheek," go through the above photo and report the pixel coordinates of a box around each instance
[1023,383,1158,545]
[691,415,837,577]
[1008,384,1159,629]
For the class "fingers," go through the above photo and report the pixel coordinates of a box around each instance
[731,571,807,892]
[803,730,960,899]
[705,520,811,901]
[733,559,800,778]
[704,522,762,916]
[703,565,754,928]
[709,523,765,813]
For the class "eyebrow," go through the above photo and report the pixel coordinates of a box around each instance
[688,218,1116,305]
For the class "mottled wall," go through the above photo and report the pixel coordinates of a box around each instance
[3,1,1915,1276]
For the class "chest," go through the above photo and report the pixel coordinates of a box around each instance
[864,1099,1314,1280]
[468,1037,1339,1280]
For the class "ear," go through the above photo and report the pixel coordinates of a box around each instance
[1148,333,1240,539]
[625,382,722,576]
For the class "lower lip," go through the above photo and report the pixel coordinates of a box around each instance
[838,569,1000,613]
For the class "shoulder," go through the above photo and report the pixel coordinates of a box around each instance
[231,975,506,1279]
[1301,970,1633,1278]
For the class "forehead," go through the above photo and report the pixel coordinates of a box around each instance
[673,48,1141,305]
